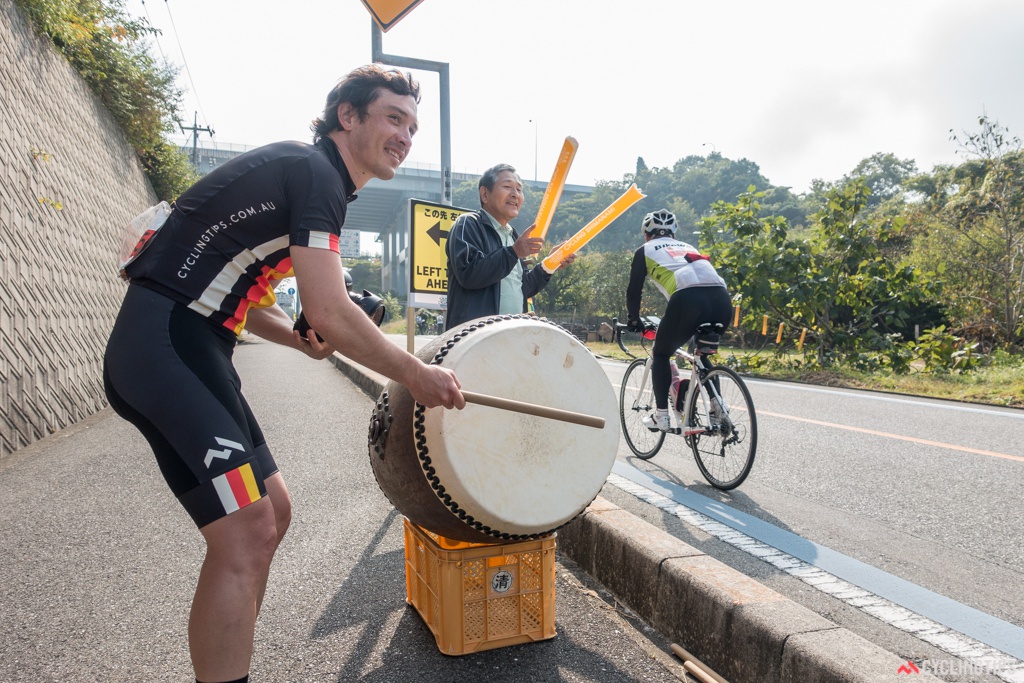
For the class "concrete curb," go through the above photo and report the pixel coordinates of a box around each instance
[558,499,939,683]
[327,351,939,683]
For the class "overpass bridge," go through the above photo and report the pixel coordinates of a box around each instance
[179,140,594,295]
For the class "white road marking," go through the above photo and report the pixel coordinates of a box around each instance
[608,473,1024,683]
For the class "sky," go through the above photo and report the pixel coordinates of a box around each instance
[129,0,1024,204]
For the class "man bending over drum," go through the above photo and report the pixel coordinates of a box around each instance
[104,65,465,683]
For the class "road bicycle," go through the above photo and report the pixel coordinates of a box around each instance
[613,316,757,490]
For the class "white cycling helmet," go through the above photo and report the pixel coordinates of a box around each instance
[642,209,677,236]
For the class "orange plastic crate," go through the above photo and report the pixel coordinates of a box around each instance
[403,518,556,656]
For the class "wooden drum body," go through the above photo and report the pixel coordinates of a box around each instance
[368,316,619,543]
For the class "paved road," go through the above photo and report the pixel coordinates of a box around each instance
[358,333,1024,680]
[7,329,1019,681]
[599,356,1024,682]
[0,339,687,683]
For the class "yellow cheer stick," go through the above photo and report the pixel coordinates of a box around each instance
[542,183,646,272]
[533,136,578,240]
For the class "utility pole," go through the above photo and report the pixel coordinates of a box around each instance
[530,118,538,181]
[180,111,214,167]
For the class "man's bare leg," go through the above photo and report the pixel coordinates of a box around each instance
[188,472,290,683]
[256,474,291,613]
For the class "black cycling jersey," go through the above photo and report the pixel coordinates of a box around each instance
[106,136,358,528]
[125,138,357,336]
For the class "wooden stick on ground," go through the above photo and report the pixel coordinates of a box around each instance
[669,643,730,683]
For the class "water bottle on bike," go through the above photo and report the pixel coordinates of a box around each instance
[619,209,756,489]
[668,364,681,413]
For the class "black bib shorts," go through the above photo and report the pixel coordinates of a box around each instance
[103,285,279,528]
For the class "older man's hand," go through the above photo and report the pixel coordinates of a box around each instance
[512,224,543,259]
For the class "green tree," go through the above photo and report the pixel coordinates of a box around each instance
[672,153,770,216]
[536,250,642,324]
[547,153,811,255]
[546,180,644,253]
[807,152,918,214]
[848,153,918,208]
[451,177,480,214]
[908,116,1024,349]
[345,256,382,294]
[16,0,198,199]
[536,250,598,321]
[702,183,938,368]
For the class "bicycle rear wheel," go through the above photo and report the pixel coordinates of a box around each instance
[686,366,756,489]
[619,358,665,459]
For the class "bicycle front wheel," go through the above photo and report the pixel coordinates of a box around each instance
[686,366,757,489]
[619,358,665,459]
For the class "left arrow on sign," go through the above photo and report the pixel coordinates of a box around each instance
[426,222,450,247]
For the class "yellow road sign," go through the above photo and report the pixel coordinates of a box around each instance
[359,0,425,32]
[409,199,470,295]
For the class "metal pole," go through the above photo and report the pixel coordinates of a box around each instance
[372,23,451,205]
[439,64,451,205]
[372,21,453,351]
[192,112,199,165]
[531,119,538,181]
[180,111,213,169]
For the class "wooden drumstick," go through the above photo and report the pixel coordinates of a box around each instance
[460,391,605,429]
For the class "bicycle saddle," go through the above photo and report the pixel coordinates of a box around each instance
[695,322,725,354]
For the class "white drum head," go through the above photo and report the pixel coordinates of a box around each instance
[420,317,618,536]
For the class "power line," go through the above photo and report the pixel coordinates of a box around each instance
[139,0,167,64]
[138,0,169,68]
[157,0,213,137]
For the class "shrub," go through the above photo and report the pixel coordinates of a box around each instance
[914,326,980,373]
[15,0,198,200]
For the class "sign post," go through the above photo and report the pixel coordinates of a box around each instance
[361,0,454,349]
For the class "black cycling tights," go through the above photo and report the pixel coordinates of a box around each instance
[651,286,733,410]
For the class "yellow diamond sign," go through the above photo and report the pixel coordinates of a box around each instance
[359,0,425,32]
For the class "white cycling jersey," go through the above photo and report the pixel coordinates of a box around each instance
[636,236,725,300]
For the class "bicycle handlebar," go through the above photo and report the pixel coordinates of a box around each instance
[610,317,632,356]
[611,316,659,359]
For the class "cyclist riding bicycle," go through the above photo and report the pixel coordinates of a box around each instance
[625,209,734,432]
